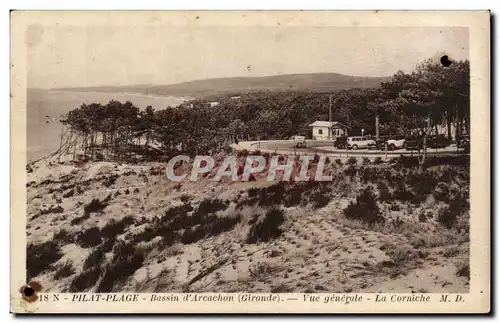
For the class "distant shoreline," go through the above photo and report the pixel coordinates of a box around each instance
[46,89,192,103]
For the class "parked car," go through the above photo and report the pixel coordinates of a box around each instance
[347,136,376,150]
[405,135,424,150]
[368,135,391,150]
[291,135,307,148]
[427,134,449,149]
[386,135,406,151]
[334,136,348,149]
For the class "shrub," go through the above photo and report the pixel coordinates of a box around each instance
[443,246,460,257]
[455,260,470,280]
[54,260,75,280]
[27,241,63,279]
[347,157,357,165]
[377,182,392,202]
[96,243,145,292]
[84,247,106,269]
[385,244,414,264]
[181,214,241,244]
[311,191,331,209]
[247,208,285,244]
[69,266,101,292]
[53,229,74,244]
[70,213,90,226]
[102,174,118,187]
[344,165,358,177]
[40,205,64,215]
[194,198,228,217]
[398,156,419,168]
[312,154,320,164]
[62,189,74,198]
[76,227,102,248]
[335,159,343,166]
[179,194,191,203]
[362,157,371,165]
[238,182,287,208]
[101,216,134,240]
[343,187,382,224]
[237,149,249,158]
[433,182,450,202]
[373,157,384,165]
[392,183,421,204]
[84,197,109,215]
[418,210,431,222]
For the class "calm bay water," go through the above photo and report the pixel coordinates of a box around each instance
[27,90,188,162]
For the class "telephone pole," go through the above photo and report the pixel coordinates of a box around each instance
[329,94,332,139]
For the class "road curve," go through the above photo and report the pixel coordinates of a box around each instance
[230,140,466,160]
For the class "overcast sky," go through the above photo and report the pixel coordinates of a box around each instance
[27,26,469,89]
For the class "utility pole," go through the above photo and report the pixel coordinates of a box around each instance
[375,115,380,140]
[329,94,332,140]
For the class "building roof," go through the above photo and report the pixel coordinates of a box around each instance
[308,121,351,129]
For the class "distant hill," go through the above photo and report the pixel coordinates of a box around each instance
[54,73,391,98]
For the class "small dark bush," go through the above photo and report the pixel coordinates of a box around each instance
[398,156,419,168]
[96,243,145,292]
[247,208,285,244]
[54,229,74,244]
[100,238,115,253]
[377,182,392,202]
[418,210,432,222]
[437,194,468,229]
[69,266,101,292]
[347,157,357,165]
[62,189,74,198]
[40,205,64,215]
[362,157,370,165]
[311,191,331,209]
[312,154,320,164]
[84,197,109,215]
[194,198,228,217]
[27,241,63,279]
[344,165,358,177]
[101,216,134,240]
[389,203,401,211]
[343,187,382,224]
[84,246,105,269]
[54,260,75,280]
[70,213,90,226]
[102,174,118,187]
[179,194,191,203]
[237,182,287,209]
[455,260,470,280]
[385,244,414,263]
[392,183,421,204]
[433,182,450,202]
[237,149,249,158]
[335,159,343,165]
[76,227,102,248]
[373,157,384,165]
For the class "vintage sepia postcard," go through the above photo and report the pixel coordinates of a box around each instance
[10,10,490,314]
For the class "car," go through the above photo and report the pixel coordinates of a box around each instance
[291,135,307,148]
[386,135,406,151]
[333,136,348,149]
[427,134,449,149]
[367,135,391,150]
[405,135,424,150]
[347,136,376,150]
